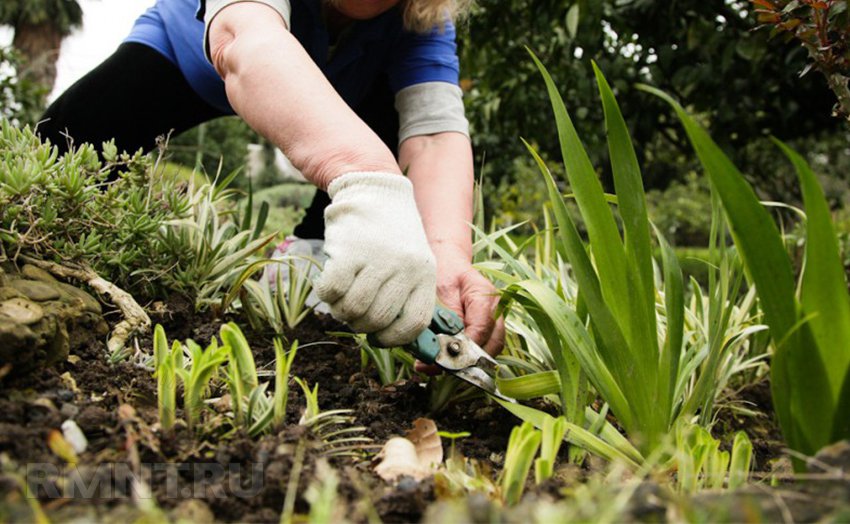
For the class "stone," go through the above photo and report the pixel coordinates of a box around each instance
[21,264,57,283]
[809,439,850,472]
[10,279,61,301]
[0,298,45,325]
[0,264,108,374]
[171,499,215,523]
[57,282,102,314]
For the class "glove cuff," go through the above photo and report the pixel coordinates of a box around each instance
[327,171,413,200]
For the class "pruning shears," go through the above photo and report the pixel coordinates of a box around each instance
[406,305,516,403]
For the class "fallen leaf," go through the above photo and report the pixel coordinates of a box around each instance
[405,418,443,467]
[47,429,78,465]
[374,438,431,482]
[374,418,444,482]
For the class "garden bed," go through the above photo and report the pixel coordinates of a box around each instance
[1,304,848,523]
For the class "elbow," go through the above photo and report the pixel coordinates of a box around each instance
[209,24,238,81]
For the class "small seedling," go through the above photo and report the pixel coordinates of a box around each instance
[438,431,471,461]
[294,377,370,458]
[534,416,568,484]
[675,423,753,492]
[500,421,542,505]
[153,325,180,432]
[175,337,228,430]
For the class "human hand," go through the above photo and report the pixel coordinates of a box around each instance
[415,246,505,374]
[315,172,436,347]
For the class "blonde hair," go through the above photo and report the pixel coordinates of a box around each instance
[402,0,473,33]
[325,0,473,33]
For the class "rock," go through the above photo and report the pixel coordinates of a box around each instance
[10,279,61,301]
[57,282,102,314]
[0,263,108,373]
[0,298,45,325]
[809,439,850,473]
[21,264,57,283]
[171,499,215,523]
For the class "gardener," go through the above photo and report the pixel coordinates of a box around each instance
[38,0,504,357]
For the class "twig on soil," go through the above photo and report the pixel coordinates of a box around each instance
[19,256,151,355]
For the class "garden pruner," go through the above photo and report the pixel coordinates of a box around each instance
[406,305,516,403]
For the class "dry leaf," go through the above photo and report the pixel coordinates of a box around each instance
[47,429,79,465]
[405,418,443,467]
[374,438,431,482]
[374,418,444,482]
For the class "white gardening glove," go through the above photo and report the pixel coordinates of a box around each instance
[315,171,436,346]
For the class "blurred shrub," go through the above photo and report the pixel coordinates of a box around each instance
[0,46,46,126]
[251,183,316,239]
[646,172,713,247]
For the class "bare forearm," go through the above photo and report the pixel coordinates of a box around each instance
[208,3,399,189]
[400,132,474,260]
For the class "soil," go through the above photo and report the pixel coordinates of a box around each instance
[1,302,847,523]
[0,303,517,523]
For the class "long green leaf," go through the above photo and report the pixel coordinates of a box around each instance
[499,401,642,468]
[593,62,658,394]
[496,370,562,400]
[504,280,633,432]
[527,50,635,338]
[221,322,258,392]
[644,85,834,458]
[522,141,639,409]
[776,140,850,399]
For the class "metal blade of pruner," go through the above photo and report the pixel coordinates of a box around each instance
[405,305,516,403]
[433,332,516,403]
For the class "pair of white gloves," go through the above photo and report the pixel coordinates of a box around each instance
[315,171,436,347]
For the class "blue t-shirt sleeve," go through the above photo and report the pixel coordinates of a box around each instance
[386,22,460,94]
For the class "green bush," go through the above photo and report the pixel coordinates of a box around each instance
[0,119,268,305]
[647,172,713,247]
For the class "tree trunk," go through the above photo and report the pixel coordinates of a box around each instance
[12,21,64,93]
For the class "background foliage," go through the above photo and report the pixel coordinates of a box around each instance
[459,0,847,232]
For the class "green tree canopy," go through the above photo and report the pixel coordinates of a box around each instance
[460,0,840,196]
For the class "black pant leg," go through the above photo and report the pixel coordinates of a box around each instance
[38,42,225,155]
[293,76,399,239]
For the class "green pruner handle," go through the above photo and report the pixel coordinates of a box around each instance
[407,305,465,365]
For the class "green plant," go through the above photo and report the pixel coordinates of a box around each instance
[175,337,229,430]
[343,333,414,386]
[223,255,320,336]
[294,377,370,458]
[646,86,850,468]
[489,55,768,468]
[157,170,274,310]
[427,375,481,414]
[438,431,471,461]
[675,423,753,492]
[0,121,271,315]
[534,416,568,484]
[500,421,542,506]
[153,325,179,432]
[153,324,230,431]
[273,338,298,427]
[220,322,299,436]
[304,459,343,524]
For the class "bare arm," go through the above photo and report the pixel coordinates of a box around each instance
[207,2,400,189]
[400,131,474,259]
[400,132,504,356]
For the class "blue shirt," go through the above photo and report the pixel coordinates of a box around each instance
[126,0,461,115]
